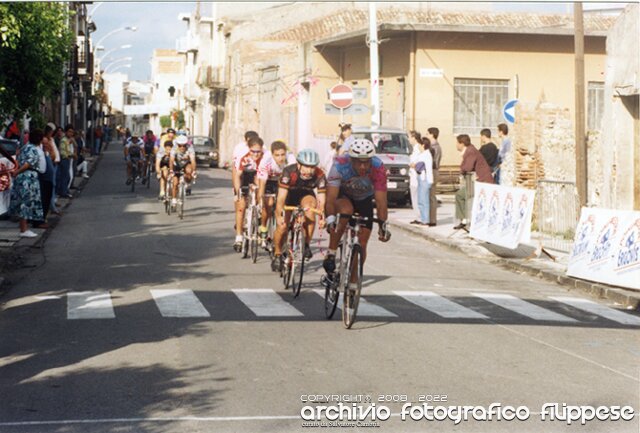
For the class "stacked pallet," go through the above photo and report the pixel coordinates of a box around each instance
[514,146,544,190]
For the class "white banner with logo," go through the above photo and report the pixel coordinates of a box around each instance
[567,208,640,290]
[469,182,536,249]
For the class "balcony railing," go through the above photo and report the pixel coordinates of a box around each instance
[196,65,225,89]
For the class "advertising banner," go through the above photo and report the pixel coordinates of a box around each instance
[469,182,536,249]
[567,207,640,290]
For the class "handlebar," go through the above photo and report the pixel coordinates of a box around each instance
[337,213,385,225]
[284,205,324,216]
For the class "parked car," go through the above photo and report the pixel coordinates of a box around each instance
[189,136,219,168]
[351,126,411,206]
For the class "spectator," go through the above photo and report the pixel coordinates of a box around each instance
[336,123,352,155]
[56,124,75,199]
[408,130,422,223]
[496,123,512,184]
[44,124,61,215]
[94,125,104,156]
[426,127,442,226]
[322,140,338,174]
[30,133,56,229]
[454,134,494,230]
[479,128,499,175]
[9,128,44,238]
[414,136,434,226]
[5,119,20,140]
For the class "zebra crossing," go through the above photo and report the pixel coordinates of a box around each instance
[61,288,640,326]
[57,288,640,326]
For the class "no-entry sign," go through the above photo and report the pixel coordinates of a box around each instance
[329,83,353,109]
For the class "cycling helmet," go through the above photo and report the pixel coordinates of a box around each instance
[348,138,376,159]
[175,135,188,146]
[296,148,320,167]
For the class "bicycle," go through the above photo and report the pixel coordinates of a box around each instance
[263,199,277,260]
[281,205,323,298]
[164,175,172,215]
[128,158,141,193]
[322,213,385,329]
[144,152,153,189]
[241,184,261,263]
[174,170,196,220]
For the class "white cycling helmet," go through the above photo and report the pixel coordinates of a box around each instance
[348,138,376,159]
[174,135,188,146]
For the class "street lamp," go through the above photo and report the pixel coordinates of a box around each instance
[105,64,132,74]
[98,44,132,63]
[95,26,137,49]
[102,56,133,72]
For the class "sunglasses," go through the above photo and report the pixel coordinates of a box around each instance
[250,149,263,154]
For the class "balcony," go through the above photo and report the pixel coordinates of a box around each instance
[176,36,198,54]
[196,65,226,89]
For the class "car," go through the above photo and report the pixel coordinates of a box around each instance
[351,126,411,206]
[189,135,219,168]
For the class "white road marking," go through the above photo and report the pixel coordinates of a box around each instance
[473,293,577,322]
[233,289,303,316]
[394,291,487,319]
[150,289,210,318]
[67,291,115,320]
[312,290,397,317]
[550,296,640,326]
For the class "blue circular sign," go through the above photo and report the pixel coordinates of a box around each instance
[503,99,518,124]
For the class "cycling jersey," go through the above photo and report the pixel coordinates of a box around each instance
[235,151,262,172]
[173,149,191,171]
[170,144,195,157]
[327,155,386,201]
[257,152,296,182]
[156,148,171,167]
[126,142,143,159]
[279,164,327,194]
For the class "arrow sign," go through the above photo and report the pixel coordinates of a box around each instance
[329,83,353,109]
[503,99,518,123]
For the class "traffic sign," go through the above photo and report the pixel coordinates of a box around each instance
[503,99,518,123]
[329,83,353,109]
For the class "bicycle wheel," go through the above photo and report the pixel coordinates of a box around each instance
[145,160,151,189]
[291,228,305,298]
[131,166,136,193]
[282,231,293,289]
[250,207,259,263]
[342,244,363,329]
[242,206,250,259]
[165,179,172,215]
[178,180,185,219]
[323,243,342,319]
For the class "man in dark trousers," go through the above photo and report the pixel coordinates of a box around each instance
[454,134,494,230]
[425,127,442,226]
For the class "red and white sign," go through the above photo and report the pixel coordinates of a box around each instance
[329,83,353,109]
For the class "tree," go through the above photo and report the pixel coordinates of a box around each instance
[0,2,73,122]
[160,115,171,129]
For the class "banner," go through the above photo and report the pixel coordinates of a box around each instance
[469,182,536,249]
[567,207,640,290]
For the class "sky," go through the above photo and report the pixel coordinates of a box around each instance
[89,1,630,82]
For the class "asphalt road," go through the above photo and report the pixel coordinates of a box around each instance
[0,145,638,433]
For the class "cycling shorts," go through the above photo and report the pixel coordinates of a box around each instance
[265,180,279,196]
[338,193,374,230]
[285,189,316,207]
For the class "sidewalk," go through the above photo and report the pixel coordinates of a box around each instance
[388,195,640,309]
[0,145,107,289]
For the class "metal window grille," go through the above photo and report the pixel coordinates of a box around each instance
[587,82,604,132]
[453,78,509,135]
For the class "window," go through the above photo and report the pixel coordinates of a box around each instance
[587,82,605,131]
[453,78,509,135]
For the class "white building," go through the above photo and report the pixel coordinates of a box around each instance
[148,49,186,133]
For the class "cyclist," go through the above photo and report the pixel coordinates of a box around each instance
[124,135,146,185]
[257,140,296,247]
[271,149,326,272]
[143,130,156,175]
[233,136,264,252]
[155,140,173,200]
[169,135,196,209]
[322,138,391,279]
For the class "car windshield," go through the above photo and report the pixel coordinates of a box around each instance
[352,133,410,155]
[192,137,213,147]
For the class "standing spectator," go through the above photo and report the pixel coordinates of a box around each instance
[31,134,56,229]
[496,123,512,184]
[56,125,75,198]
[5,119,20,140]
[94,125,104,155]
[44,124,61,215]
[414,136,434,226]
[454,134,494,230]
[9,128,44,238]
[426,127,442,226]
[479,128,499,176]
[75,129,90,179]
[322,140,338,174]
[408,130,422,223]
[336,123,352,155]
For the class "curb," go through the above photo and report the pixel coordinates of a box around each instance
[389,220,640,310]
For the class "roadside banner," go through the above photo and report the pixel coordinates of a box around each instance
[469,182,536,249]
[567,207,640,290]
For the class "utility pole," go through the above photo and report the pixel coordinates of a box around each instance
[574,2,588,207]
[369,2,380,127]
